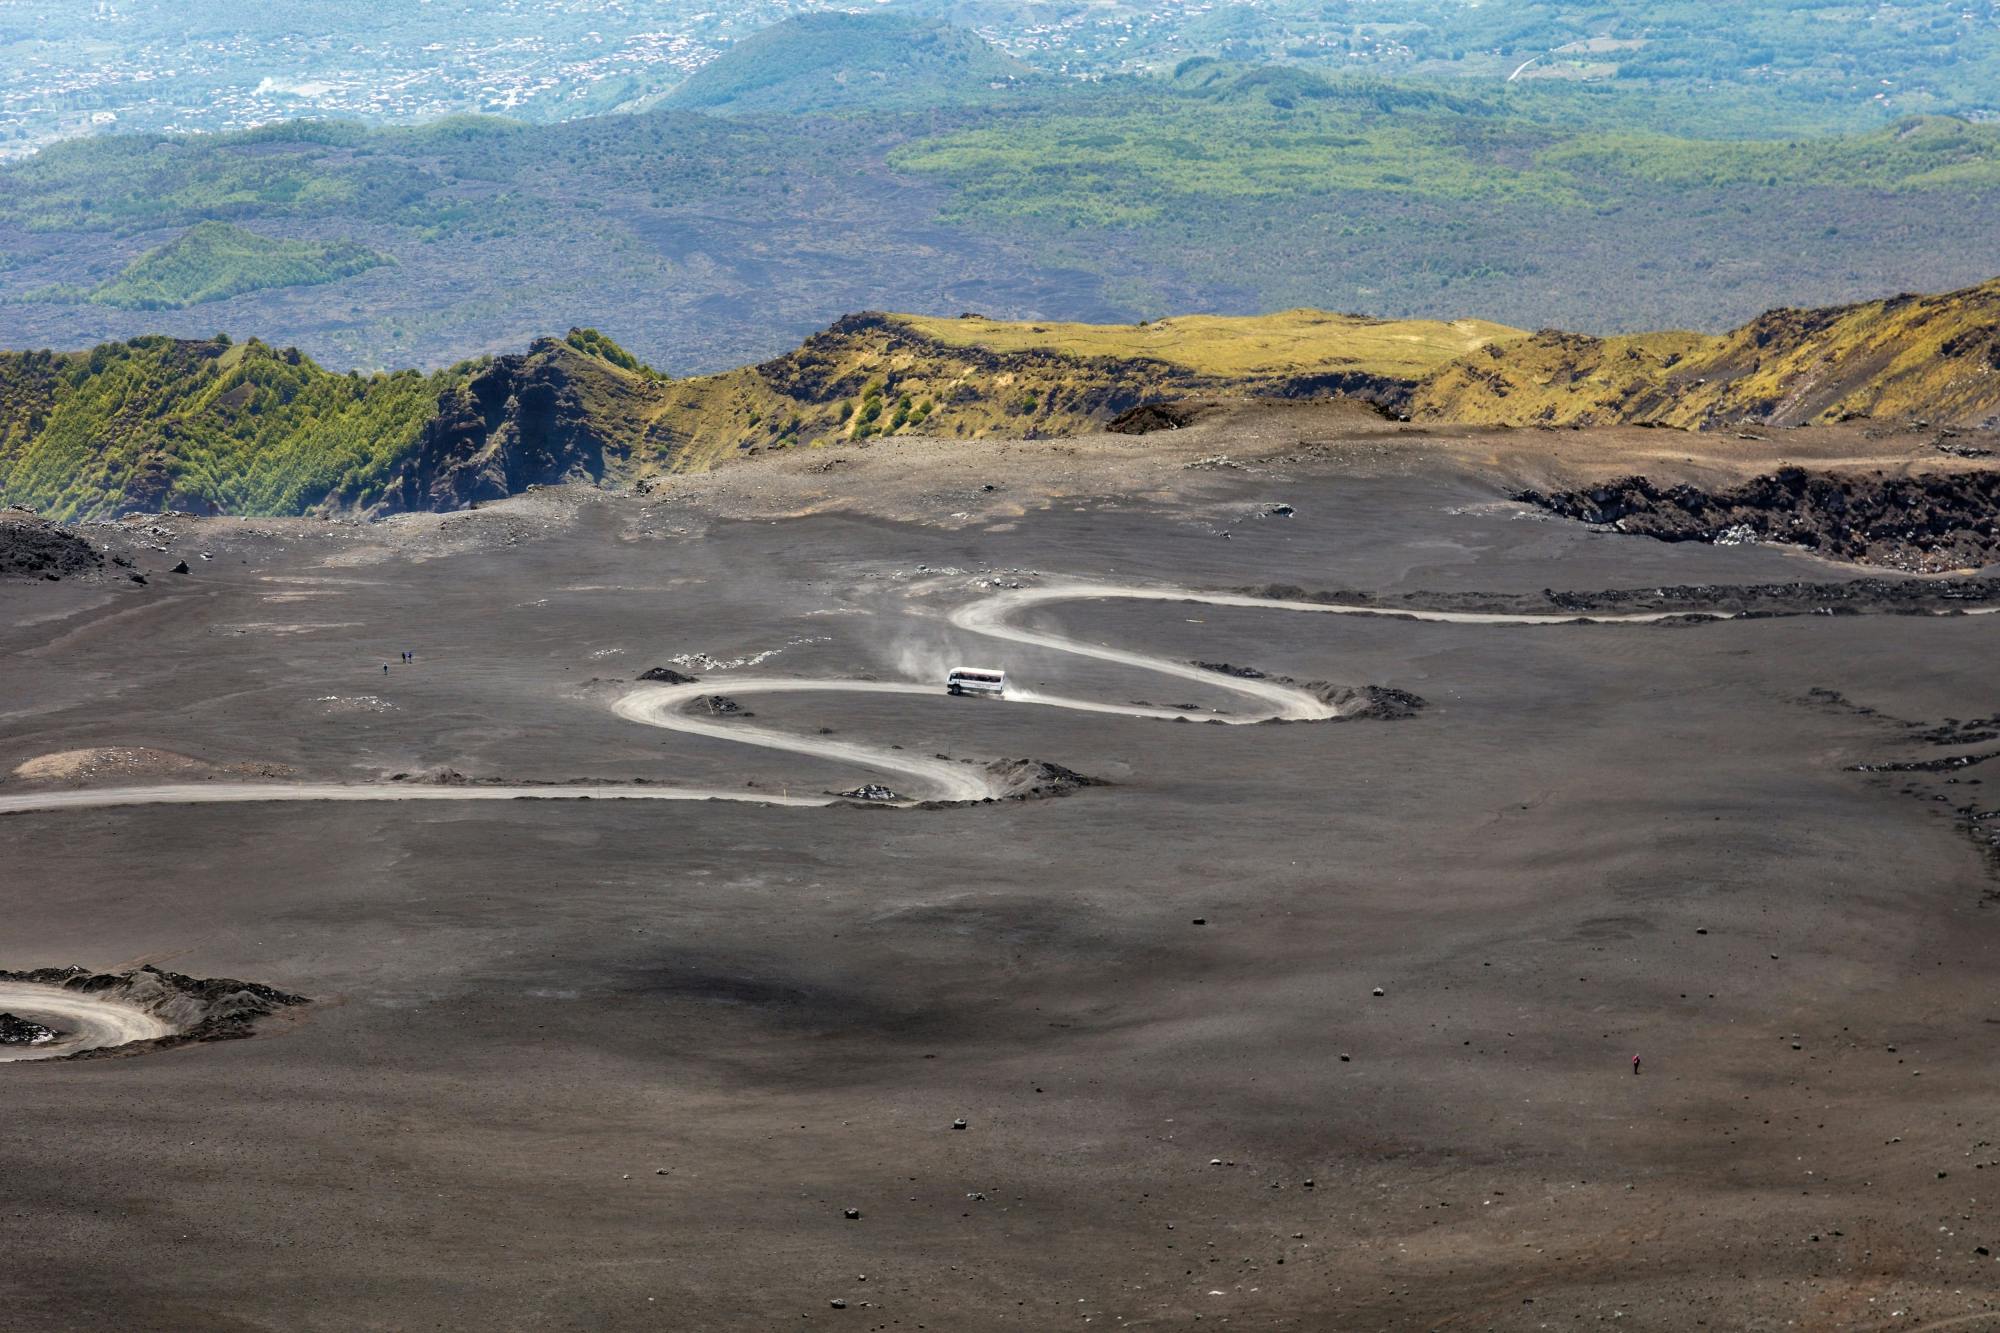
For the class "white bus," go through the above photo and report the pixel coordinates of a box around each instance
[946,667,1007,697]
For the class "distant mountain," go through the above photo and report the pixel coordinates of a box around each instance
[5,277,2000,522]
[82,222,391,311]
[662,11,1033,115]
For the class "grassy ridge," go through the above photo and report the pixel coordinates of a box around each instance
[1412,278,2000,428]
[6,276,2000,520]
[900,311,1524,379]
[88,221,391,309]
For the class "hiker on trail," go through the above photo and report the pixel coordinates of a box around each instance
[1632,1053,1642,1076]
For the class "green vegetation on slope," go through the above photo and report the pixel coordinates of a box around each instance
[662,11,1032,115]
[86,221,391,309]
[0,337,449,519]
[565,326,663,378]
[1542,116,2000,192]
[890,67,2000,229]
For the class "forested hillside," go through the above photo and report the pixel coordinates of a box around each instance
[81,222,391,310]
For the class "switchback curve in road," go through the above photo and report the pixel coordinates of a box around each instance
[2,581,1734,816]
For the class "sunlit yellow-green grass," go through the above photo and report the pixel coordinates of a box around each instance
[898,310,1528,380]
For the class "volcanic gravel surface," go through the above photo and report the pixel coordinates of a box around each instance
[2,409,1998,1329]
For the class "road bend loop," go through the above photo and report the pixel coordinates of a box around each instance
[2,581,1730,817]
[0,982,173,1062]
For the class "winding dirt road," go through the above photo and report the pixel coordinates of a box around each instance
[2,581,1731,815]
[0,982,172,1062]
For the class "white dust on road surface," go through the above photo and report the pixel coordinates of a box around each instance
[613,678,1000,802]
[0,982,172,1061]
[951,581,1732,723]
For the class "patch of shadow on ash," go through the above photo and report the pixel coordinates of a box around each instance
[591,950,962,1056]
[1242,579,2000,618]
[1514,468,2000,573]
[0,965,308,1058]
[0,511,104,581]
[1106,400,1223,434]
[1802,688,2000,896]
[638,666,701,684]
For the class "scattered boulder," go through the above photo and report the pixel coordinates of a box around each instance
[639,666,700,684]
[170,559,191,574]
[692,695,751,717]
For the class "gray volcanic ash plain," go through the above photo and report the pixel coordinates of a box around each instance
[2,404,1998,1329]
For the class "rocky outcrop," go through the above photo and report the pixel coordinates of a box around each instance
[1518,468,2000,572]
[382,340,649,513]
[0,510,103,580]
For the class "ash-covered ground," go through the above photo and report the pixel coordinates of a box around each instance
[2,405,1998,1330]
